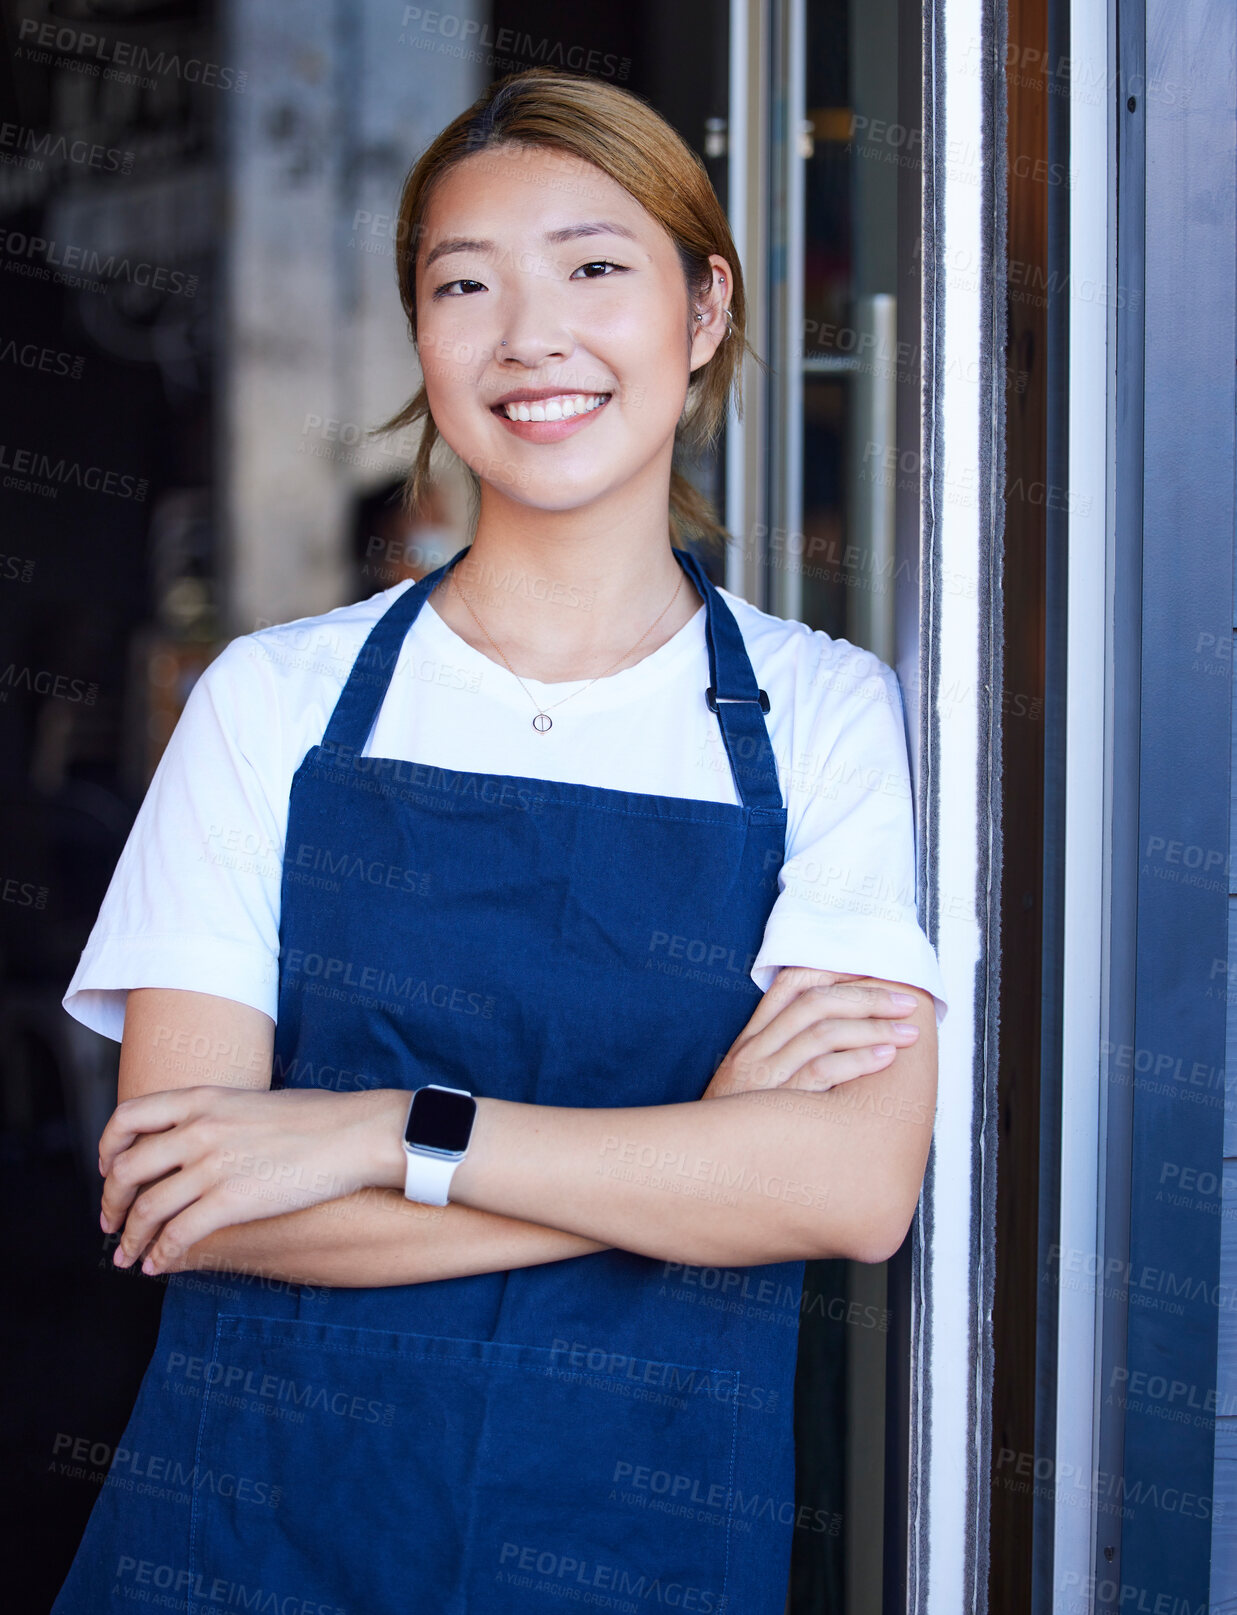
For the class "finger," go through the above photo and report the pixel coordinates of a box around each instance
[733,967,852,1046]
[803,1009,920,1055]
[786,979,919,1021]
[111,1164,208,1269]
[781,1042,902,1093]
[102,1164,178,1238]
[777,1013,916,1073]
[101,1132,194,1232]
[98,1088,201,1175]
[842,975,932,1005]
[744,981,919,1066]
[144,1192,240,1277]
[738,1013,917,1091]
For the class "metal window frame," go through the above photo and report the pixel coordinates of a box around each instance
[1094,0,1234,1607]
[726,0,770,604]
[1048,0,1236,1607]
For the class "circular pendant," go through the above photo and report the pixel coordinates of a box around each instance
[532,712,553,733]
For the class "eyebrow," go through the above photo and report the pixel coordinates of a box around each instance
[422,219,640,272]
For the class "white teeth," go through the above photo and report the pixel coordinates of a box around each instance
[502,393,609,422]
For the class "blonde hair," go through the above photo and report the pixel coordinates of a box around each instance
[374,66,759,550]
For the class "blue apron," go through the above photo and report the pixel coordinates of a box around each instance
[54,546,807,1615]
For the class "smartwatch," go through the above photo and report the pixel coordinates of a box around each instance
[402,1084,477,1206]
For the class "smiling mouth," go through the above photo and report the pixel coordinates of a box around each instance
[492,392,612,423]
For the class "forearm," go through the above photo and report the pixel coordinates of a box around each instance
[432,978,937,1267]
[442,1087,918,1267]
[438,978,937,1267]
[174,1187,608,1289]
[114,989,609,1286]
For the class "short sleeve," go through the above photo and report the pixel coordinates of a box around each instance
[62,637,287,1042]
[750,641,949,1025]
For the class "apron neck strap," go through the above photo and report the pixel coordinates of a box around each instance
[673,548,783,812]
[321,545,784,813]
[320,546,468,758]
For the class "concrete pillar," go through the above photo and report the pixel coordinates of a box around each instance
[217,0,485,632]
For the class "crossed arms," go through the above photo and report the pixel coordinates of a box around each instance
[97,967,938,1284]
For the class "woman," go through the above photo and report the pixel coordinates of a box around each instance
[54,67,947,1615]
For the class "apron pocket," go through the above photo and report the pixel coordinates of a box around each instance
[189,1315,741,1615]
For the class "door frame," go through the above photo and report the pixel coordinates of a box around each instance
[724,1,1010,1607]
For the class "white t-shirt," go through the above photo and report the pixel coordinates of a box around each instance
[62,577,949,1041]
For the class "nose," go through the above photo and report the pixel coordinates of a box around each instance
[493,279,573,364]
[495,329,569,364]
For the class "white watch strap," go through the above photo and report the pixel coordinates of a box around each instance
[403,1148,460,1207]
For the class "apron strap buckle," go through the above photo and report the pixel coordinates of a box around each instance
[706,685,771,714]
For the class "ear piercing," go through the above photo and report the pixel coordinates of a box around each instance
[694,309,734,339]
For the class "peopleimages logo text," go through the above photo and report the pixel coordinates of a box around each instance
[0,230,198,297]
[0,444,147,500]
[15,19,247,91]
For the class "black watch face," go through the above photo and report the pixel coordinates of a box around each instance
[405,1087,475,1153]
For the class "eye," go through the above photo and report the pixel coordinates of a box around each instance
[432,279,486,299]
[571,260,625,280]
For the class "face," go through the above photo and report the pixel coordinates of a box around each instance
[413,141,727,518]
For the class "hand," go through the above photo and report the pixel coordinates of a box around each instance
[702,967,922,1099]
[98,1085,410,1275]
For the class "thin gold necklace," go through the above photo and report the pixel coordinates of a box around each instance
[450,564,685,733]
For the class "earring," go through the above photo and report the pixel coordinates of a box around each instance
[694,310,734,339]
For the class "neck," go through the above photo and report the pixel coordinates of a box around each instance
[469,476,684,612]
[429,477,705,682]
